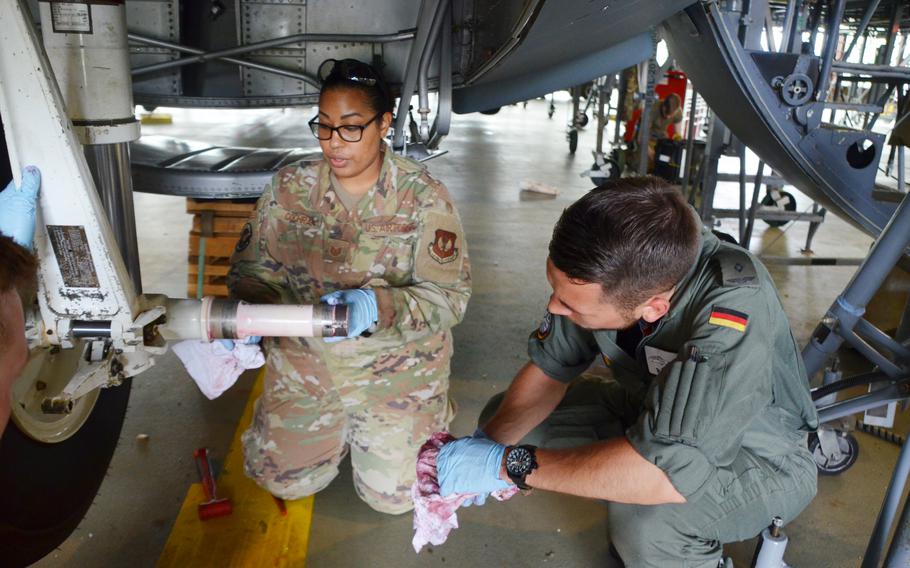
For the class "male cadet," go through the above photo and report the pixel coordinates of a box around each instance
[436,177,818,567]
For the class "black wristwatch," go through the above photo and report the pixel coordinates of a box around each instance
[504,445,538,490]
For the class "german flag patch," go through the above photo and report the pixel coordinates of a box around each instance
[709,306,749,332]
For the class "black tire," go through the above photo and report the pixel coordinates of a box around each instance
[568,129,579,154]
[575,112,589,128]
[808,430,859,475]
[0,381,131,567]
[760,190,797,227]
[479,107,501,115]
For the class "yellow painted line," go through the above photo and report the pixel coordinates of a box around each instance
[158,368,314,568]
[140,113,173,125]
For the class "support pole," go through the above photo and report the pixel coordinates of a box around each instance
[803,155,910,377]
[781,0,800,53]
[864,424,910,568]
[815,0,845,102]
[843,0,882,61]
[84,143,142,292]
[393,0,441,149]
[738,145,748,244]
[743,161,765,247]
[637,44,657,175]
[681,88,700,200]
[417,0,449,142]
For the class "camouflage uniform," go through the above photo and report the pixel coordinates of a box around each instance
[227,146,470,514]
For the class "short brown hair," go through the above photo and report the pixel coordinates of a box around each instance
[548,176,700,311]
[0,235,38,344]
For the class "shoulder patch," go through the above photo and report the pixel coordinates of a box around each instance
[715,246,759,287]
[536,312,553,340]
[709,306,749,332]
[415,210,464,283]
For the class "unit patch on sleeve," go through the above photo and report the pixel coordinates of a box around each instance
[428,229,459,264]
[415,210,465,283]
[708,306,749,332]
[536,312,553,340]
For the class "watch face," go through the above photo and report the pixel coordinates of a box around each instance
[506,447,534,476]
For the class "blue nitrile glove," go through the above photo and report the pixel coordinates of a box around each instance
[462,429,492,507]
[217,336,261,350]
[437,436,512,498]
[320,289,378,342]
[0,166,41,248]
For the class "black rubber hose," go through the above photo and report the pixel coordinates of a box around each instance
[811,371,889,401]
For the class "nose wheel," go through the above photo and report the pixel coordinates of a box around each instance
[1,311,131,566]
[10,341,100,443]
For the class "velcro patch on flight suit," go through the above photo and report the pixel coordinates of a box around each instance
[708,306,749,332]
[716,247,758,287]
[415,210,464,283]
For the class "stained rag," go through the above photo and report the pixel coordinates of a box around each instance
[411,432,519,553]
[172,340,265,399]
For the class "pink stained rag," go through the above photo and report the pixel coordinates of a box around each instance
[411,432,520,553]
[172,340,265,400]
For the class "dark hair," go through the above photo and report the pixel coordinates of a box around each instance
[319,58,393,115]
[548,177,700,311]
[0,234,37,345]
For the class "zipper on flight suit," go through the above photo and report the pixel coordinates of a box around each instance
[633,317,668,375]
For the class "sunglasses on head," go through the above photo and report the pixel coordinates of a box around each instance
[317,58,379,86]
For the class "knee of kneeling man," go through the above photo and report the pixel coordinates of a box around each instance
[609,503,674,554]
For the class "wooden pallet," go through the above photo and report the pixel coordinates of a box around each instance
[187,199,256,299]
[186,198,258,217]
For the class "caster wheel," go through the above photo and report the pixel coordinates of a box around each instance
[761,190,797,227]
[809,430,859,475]
[575,112,589,128]
[591,159,621,186]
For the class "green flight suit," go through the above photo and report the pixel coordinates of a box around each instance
[494,230,818,567]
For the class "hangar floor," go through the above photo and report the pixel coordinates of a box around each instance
[34,98,910,567]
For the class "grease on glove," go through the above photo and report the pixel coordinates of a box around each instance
[411,432,519,553]
[172,340,265,399]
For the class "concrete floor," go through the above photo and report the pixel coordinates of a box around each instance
[34,98,910,567]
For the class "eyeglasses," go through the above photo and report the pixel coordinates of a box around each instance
[308,112,383,142]
[317,58,379,86]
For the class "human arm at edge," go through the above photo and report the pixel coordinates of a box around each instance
[510,437,687,505]
[481,361,568,446]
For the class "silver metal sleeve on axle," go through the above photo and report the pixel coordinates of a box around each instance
[163,297,350,340]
